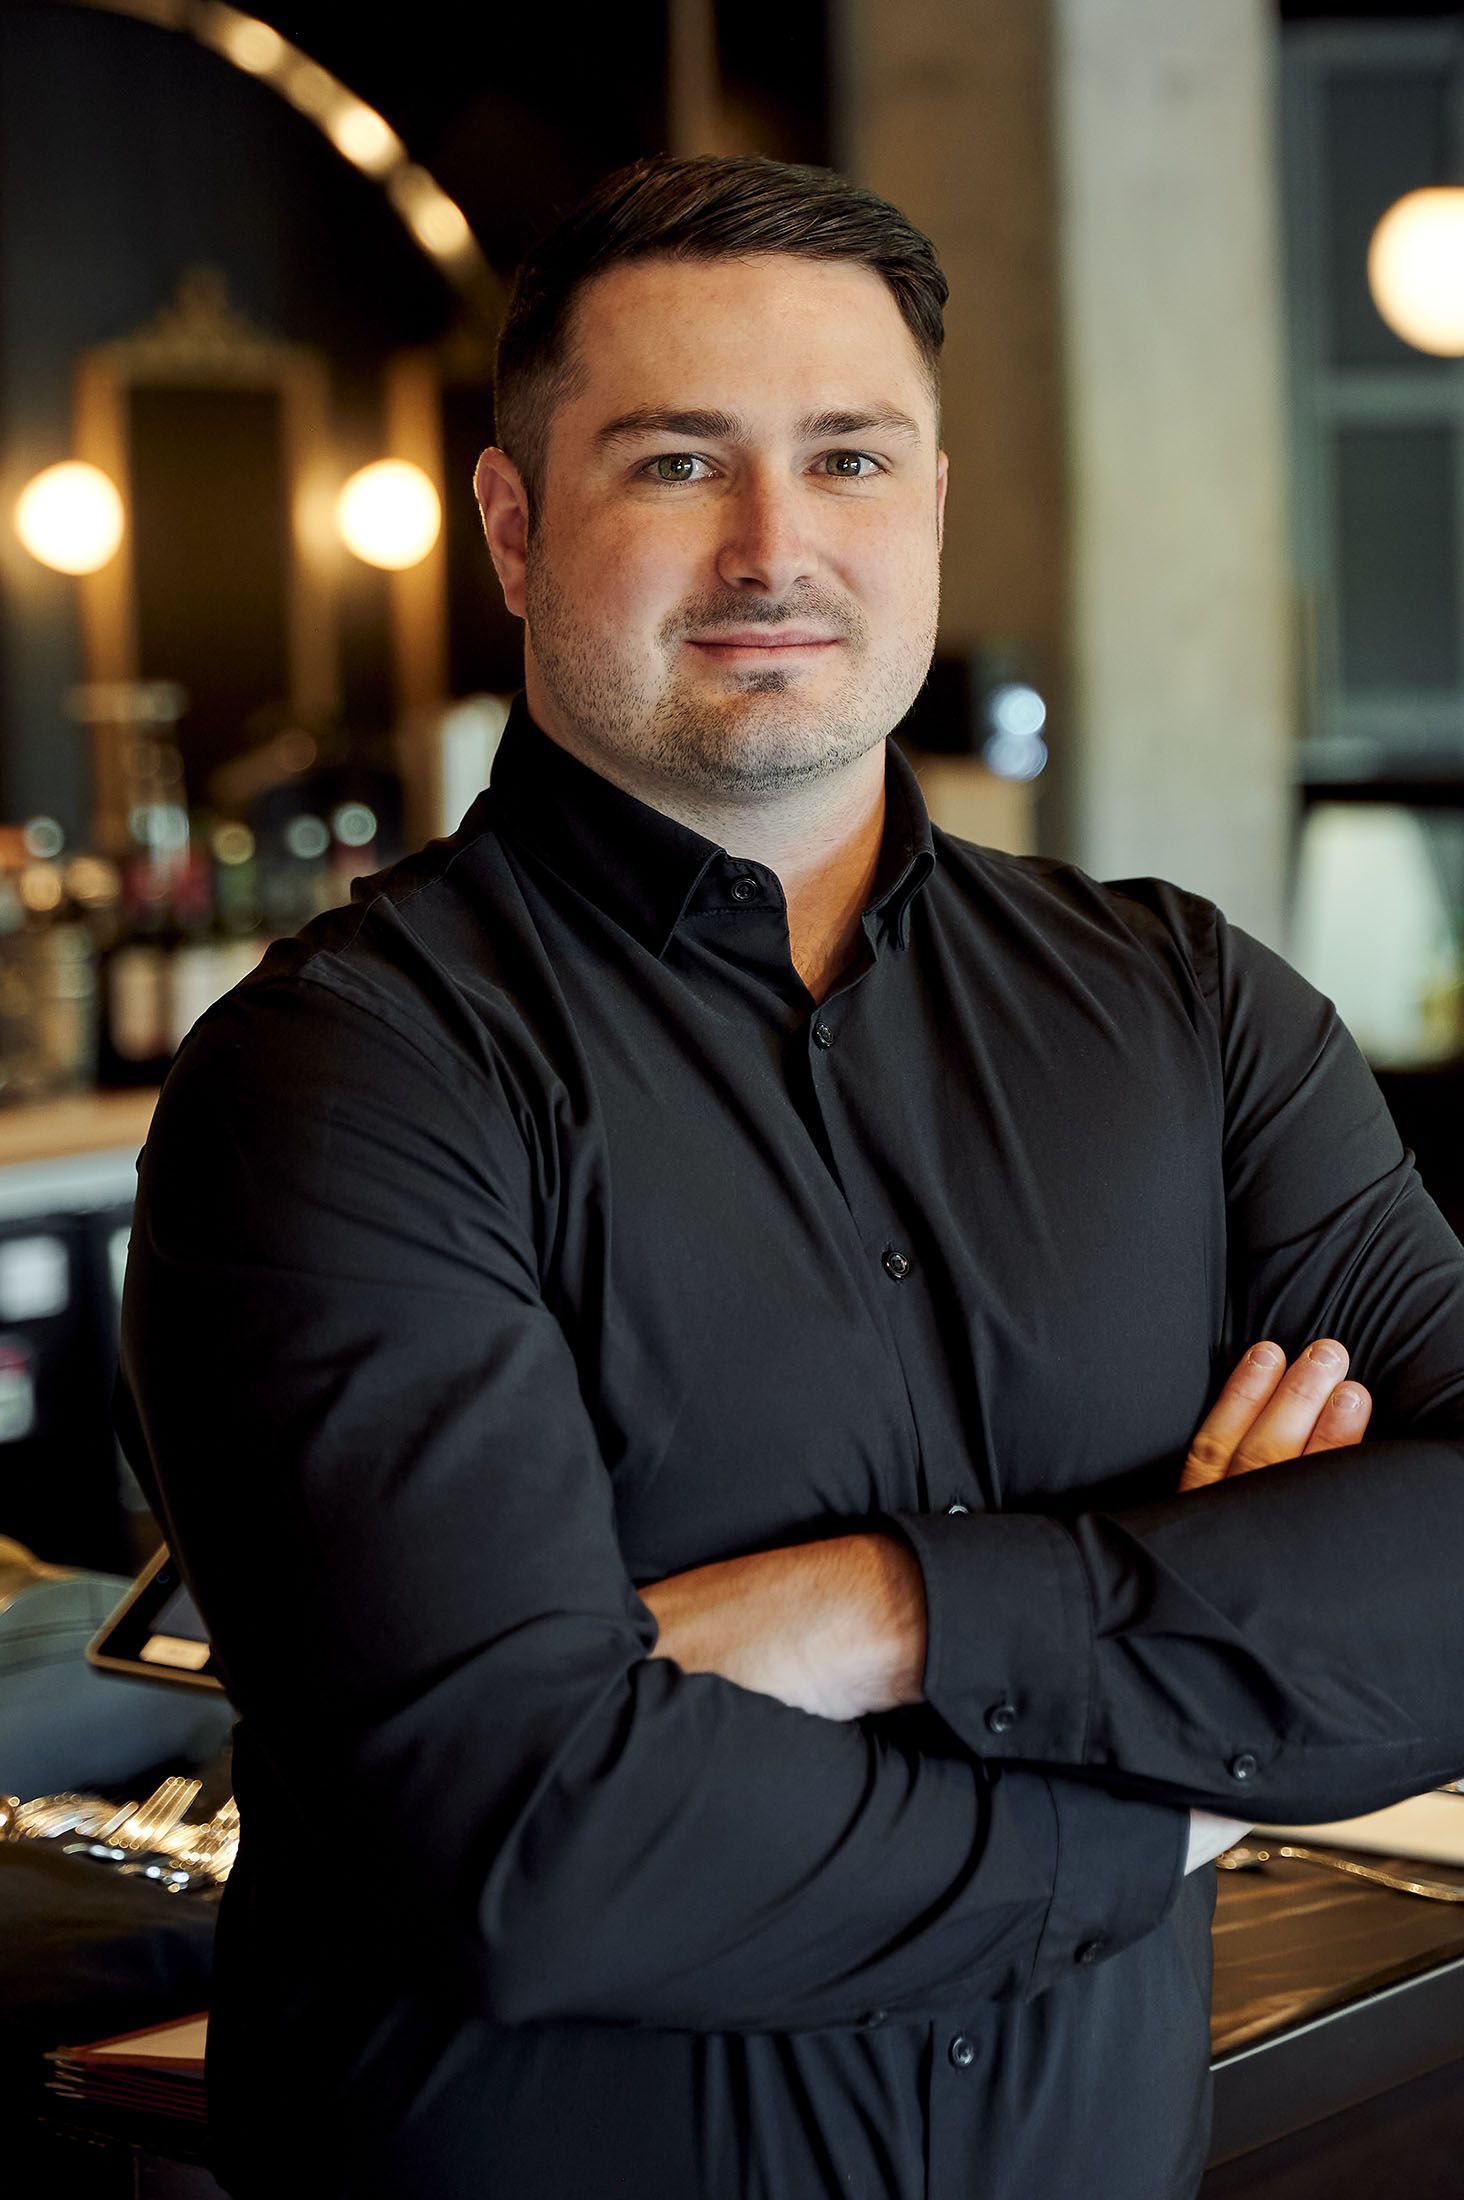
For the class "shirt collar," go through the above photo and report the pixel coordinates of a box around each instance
[481,690,935,960]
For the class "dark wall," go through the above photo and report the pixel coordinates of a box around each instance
[268,2,830,274]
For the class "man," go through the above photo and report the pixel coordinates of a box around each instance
[117,154,1464,2199]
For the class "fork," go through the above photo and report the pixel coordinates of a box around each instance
[1219,1841,1464,1901]
[112,1777,202,1852]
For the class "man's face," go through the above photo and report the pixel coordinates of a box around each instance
[481,252,948,808]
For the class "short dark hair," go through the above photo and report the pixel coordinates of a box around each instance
[492,153,948,517]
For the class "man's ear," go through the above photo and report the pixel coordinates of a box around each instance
[935,449,949,556]
[474,447,530,620]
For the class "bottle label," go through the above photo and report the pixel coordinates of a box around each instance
[169,943,227,1052]
[110,944,165,1060]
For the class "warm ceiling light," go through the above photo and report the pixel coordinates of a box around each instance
[15,462,125,574]
[203,7,286,78]
[389,167,474,261]
[95,0,497,313]
[327,99,403,179]
[1367,187,1464,356]
[281,56,337,120]
[336,460,441,570]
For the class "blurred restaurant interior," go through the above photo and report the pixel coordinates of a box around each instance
[7,0,1464,2192]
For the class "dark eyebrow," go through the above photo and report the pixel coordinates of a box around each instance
[593,404,924,451]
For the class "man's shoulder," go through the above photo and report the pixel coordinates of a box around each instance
[169,797,542,1097]
[928,824,1222,967]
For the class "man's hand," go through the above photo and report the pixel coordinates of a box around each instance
[643,1335,1375,1794]
[642,1532,925,1721]
[1177,1336,1372,1492]
[1179,1335,1374,1866]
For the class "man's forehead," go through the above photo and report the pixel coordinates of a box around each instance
[580,249,893,298]
[562,256,934,436]
[572,253,909,345]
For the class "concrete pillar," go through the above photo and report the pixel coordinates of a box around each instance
[1052,0,1292,944]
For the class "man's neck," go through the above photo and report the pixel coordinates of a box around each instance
[723,766,886,1004]
[528,703,888,1005]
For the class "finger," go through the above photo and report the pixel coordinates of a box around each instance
[1224,1339,1350,1477]
[1178,1343,1287,1492]
[1300,1381,1372,1455]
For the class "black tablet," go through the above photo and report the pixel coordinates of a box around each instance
[86,1543,226,1692]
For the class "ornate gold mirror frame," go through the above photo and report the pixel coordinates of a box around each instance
[72,267,337,849]
[53,0,507,851]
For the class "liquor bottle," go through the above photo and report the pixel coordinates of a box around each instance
[97,860,172,1089]
[19,848,99,1095]
[0,861,37,1106]
[0,821,103,1101]
[160,846,219,1056]
[248,717,404,930]
[209,819,270,991]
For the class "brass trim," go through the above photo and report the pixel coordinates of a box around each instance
[71,268,340,850]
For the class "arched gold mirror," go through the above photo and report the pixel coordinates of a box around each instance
[0,0,510,850]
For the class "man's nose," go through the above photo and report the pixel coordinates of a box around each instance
[713,474,818,595]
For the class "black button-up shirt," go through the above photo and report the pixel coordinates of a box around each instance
[117,694,1464,2200]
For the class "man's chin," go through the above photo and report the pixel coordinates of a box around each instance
[644,706,882,797]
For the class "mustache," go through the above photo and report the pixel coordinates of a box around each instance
[663,595,865,644]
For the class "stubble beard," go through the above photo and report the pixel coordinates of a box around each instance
[522,529,939,804]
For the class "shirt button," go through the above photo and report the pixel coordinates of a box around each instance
[948,2034,976,2068]
[862,2009,886,2028]
[882,1248,911,1281]
[1229,1752,1258,1783]
[812,1020,835,1049]
[985,1702,1018,1736]
[1076,1938,1108,1966]
[730,877,758,902]
[946,1502,970,1516]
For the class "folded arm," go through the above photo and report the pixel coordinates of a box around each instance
[895,911,1464,1826]
[643,1333,1373,1865]
[647,907,1464,1831]
[118,969,1188,2036]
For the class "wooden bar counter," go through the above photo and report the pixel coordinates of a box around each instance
[0,1090,157,1221]
[1203,1841,1464,2196]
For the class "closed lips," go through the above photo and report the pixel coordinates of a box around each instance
[687,632,841,647]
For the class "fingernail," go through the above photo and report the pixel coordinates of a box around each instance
[1307,1342,1345,1367]
[1247,1345,1283,1369]
[1333,1385,1363,1412]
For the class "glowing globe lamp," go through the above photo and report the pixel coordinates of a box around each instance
[1367,188,1464,356]
[15,462,125,574]
[336,460,441,570]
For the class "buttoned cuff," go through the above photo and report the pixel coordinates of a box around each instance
[1011,1768,1190,1999]
[880,1509,1093,1765]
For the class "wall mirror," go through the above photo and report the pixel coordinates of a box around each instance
[0,0,516,851]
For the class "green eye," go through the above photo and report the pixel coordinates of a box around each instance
[654,454,699,481]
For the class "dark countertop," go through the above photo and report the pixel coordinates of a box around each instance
[1212,1840,1464,2057]
[1208,1837,1464,2186]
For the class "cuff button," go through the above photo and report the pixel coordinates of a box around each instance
[1229,1752,1258,1782]
[985,1702,1018,1735]
[1076,1938,1108,1965]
